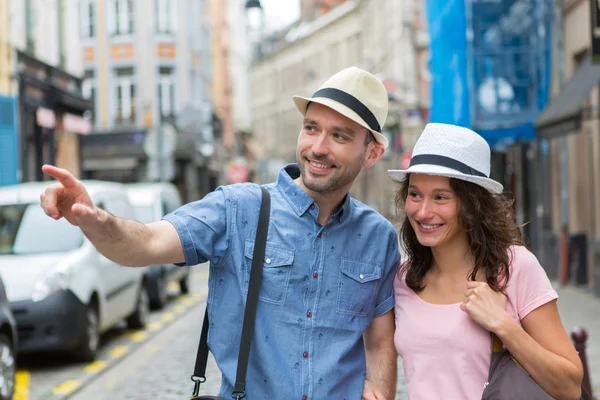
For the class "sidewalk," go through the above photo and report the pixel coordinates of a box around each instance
[554,282,600,395]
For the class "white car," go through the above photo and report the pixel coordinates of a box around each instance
[125,182,190,309]
[0,181,149,361]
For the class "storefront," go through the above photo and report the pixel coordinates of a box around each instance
[534,0,600,294]
[15,50,93,182]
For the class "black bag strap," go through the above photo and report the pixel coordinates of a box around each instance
[191,186,271,400]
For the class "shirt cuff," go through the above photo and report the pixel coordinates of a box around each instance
[374,293,394,318]
[162,213,199,267]
[519,290,559,320]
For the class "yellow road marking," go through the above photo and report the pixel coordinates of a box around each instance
[161,312,175,322]
[129,331,148,342]
[84,360,107,374]
[147,321,163,331]
[109,345,129,358]
[14,370,29,400]
[173,305,186,314]
[181,297,194,306]
[53,380,80,395]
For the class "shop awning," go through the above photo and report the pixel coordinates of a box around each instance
[535,55,600,138]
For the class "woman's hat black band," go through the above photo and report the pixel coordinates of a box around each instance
[311,88,381,133]
[409,154,487,178]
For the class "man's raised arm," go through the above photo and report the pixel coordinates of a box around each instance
[40,165,185,267]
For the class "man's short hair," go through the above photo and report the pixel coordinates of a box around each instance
[364,129,376,146]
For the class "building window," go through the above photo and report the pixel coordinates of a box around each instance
[109,0,135,36]
[114,67,136,124]
[82,70,96,123]
[158,67,176,122]
[80,0,96,38]
[155,0,177,34]
[25,0,35,53]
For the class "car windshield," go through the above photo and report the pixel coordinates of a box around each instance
[133,205,155,224]
[0,203,84,255]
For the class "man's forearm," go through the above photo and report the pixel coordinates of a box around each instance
[81,208,155,267]
[366,347,397,399]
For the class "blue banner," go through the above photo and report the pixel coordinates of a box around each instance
[426,0,471,128]
[0,96,19,186]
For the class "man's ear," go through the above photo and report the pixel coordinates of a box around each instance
[363,142,385,168]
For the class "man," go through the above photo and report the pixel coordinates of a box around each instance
[40,67,400,400]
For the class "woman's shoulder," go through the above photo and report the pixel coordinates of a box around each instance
[505,245,555,293]
[507,245,544,274]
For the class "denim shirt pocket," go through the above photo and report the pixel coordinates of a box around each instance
[244,239,295,305]
[336,258,382,316]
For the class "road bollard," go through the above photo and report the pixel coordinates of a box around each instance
[572,327,594,398]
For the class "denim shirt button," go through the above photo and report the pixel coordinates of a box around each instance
[303,351,309,358]
[313,272,318,279]
[302,396,307,400]
[265,258,271,264]
[306,311,312,318]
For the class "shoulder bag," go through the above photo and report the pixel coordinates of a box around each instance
[190,186,270,400]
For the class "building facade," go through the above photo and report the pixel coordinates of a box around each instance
[249,0,427,220]
[9,0,93,182]
[534,0,600,295]
[77,0,216,201]
[0,0,11,94]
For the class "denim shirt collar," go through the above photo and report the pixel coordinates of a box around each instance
[277,164,352,223]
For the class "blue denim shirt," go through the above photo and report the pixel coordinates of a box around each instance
[163,164,400,400]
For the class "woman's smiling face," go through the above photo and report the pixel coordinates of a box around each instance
[404,174,463,249]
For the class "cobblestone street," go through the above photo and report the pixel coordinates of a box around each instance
[67,295,408,399]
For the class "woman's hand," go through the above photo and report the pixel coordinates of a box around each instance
[460,281,511,332]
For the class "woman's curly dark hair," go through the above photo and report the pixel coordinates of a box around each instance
[395,175,522,293]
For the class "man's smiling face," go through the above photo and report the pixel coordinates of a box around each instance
[296,102,377,196]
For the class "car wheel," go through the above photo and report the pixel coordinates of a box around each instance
[73,302,99,362]
[0,334,15,400]
[179,274,190,295]
[127,282,149,330]
[150,274,168,310]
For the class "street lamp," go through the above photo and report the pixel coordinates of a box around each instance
[245,0,264,59]
[245,0,262,9]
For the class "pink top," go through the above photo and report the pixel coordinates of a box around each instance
[393,245,558,400]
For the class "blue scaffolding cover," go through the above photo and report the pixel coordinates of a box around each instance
[427,0,552,149]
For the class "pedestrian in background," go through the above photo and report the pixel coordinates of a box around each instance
[40,67,400,400]
[387,123,584,400]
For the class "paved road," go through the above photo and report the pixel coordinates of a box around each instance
[62,274,600,400]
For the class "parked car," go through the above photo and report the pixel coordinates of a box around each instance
[125,182,190,310]
[0,274,17,400]
[0,181,150,362]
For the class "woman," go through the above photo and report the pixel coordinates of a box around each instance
[387,123,583,400]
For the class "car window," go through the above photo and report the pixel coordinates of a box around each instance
[0,204,83,255]
[133,205,156,223]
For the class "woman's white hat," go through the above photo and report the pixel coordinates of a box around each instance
[292,66,390,148]
[388,123,503,193]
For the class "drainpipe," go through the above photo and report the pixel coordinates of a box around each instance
[554,0,569,285]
